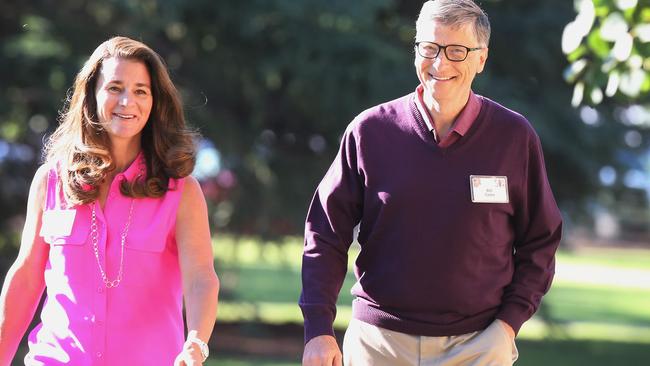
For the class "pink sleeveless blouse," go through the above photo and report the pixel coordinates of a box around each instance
[26,153,186,365]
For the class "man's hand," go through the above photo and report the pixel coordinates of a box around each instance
[302,335,342,366]
[496,319,515,340]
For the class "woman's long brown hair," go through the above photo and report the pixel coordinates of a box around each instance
[44,36,197,205]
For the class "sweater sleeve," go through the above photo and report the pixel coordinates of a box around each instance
[496,132,563,334]
[299,123,364,344]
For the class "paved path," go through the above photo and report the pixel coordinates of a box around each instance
[555,261,650,290]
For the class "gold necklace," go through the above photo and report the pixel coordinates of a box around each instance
[91,199,134,288]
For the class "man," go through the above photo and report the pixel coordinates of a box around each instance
[300,0,562,365]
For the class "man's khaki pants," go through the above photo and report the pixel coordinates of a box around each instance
[343,318,518,366]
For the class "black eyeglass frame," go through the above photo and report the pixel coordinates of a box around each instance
[414,41,484,62]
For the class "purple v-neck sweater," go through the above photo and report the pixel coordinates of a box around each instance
[300,93,562,343]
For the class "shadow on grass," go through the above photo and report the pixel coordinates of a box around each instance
[17,333,650,366]
[209,322,650,366]
[210,334,650,366]
[515,339,650,366]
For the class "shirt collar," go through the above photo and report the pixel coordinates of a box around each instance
[414,84,482,137]
[121,150,146,181]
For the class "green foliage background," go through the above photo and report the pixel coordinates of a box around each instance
[0,0,646,270]
[3,0,650,363]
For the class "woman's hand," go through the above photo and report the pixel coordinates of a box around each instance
[173,342,204,366]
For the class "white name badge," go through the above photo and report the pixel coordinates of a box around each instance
[470,175,509,203]
[40,210,77,237]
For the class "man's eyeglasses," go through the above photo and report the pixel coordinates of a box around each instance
[415,41,483,62]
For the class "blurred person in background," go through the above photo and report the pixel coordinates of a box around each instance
[0,36,219,366]
[300,0,562,365]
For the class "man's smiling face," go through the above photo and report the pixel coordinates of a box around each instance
[414,21,488,106]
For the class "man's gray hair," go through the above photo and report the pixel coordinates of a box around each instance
[416,0,491,47]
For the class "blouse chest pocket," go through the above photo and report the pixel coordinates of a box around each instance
[125,231,168,253]
[124,216,170,253]
[40,208,90,245]
[122,197,180,253]
[40,207,92,285]
[121,213,171,287]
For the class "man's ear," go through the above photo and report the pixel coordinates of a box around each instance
[477,48,489,74]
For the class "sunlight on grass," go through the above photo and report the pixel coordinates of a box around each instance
[556,248,650,270]
[554,262,650,289]
[213,235,650,345]
[218,302,352,328]
[217,299,650,344]
[518,317,650,343]
[208,236,650,365]
[213,235,359,269]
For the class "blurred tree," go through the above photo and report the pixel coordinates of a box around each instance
[0,0,638,280]
[482,0,622,222]
[562,0,650,106]
[562,0,650,241]
[166,0,417,238]
[0,0,417,272]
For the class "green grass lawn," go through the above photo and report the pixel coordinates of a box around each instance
[211,236,650,365]
[209,339,650,366]
[11,237,649,365]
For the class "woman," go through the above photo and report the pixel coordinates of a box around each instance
[0,36,219,365]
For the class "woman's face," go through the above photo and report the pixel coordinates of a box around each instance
[95,57,153,145]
